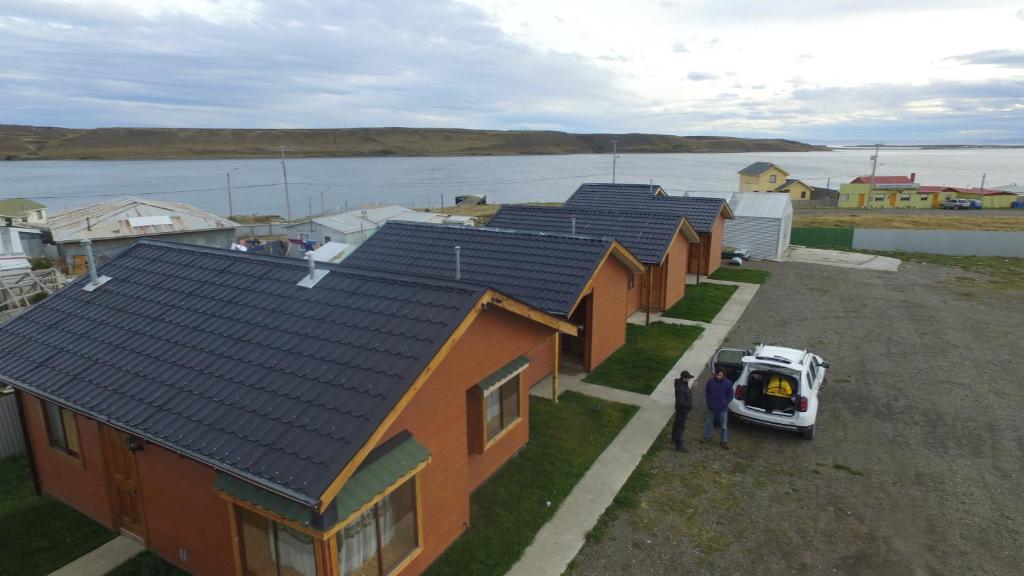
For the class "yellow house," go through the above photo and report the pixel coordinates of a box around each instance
[773,179,816,201]
[837,175,921,209]
[956,190,1021,208]
[738,162,789,193]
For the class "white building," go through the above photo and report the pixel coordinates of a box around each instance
[284,205,473,247]
[684,191,793,260]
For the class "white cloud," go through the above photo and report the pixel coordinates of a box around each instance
[687,71,718,81]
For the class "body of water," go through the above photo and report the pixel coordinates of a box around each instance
[1,148,1021,217]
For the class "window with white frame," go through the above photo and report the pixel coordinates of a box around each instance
[769,175,777,183]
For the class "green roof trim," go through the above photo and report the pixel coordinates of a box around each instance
[0,198,45,214]
[476,356,530,394]
[216,431,430,531]
[332,432,431,522]
[215,473,315,526]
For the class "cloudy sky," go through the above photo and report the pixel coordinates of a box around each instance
[1,0,1023,143]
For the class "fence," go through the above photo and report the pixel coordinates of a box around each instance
[0,390,25,459]
[790,227,854,249]
[235,223,289,239]
[852,229,1024,257]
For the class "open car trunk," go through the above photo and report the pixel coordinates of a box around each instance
[744,368,799,416]
[710,348,747,383]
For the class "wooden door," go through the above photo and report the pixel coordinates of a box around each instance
[857,194,865,208]
[100,426,147,540]
[649,265,664,312]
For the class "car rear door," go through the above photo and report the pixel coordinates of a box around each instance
[709,348,748,383]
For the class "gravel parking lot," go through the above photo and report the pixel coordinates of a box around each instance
[568,258,1024,576]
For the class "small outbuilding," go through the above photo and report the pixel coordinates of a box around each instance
[685,191,793,260]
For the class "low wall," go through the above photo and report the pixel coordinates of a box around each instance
[234,223,289,239]
[852,229,1024,257]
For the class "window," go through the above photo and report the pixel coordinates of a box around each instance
[921,196,929,201]
[239,508,316,576]
[43,401,80,456]
[324,235,332,243]
[874,196,885,201]
[299,233,310,241]
[841,194,849,201]
[800,191,807,199]
[769,175,777,183]
[338,477,419,576]
[485,376,521,442]
[900,195,911,201]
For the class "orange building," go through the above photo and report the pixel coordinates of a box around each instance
[0,240,576,576]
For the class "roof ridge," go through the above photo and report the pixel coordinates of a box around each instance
[382,219,614,244]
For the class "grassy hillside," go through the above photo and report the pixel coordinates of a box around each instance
[0,124,827,160]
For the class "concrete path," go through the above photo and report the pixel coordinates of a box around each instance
[48,535,143,576]
[508,281,759,576]
[787,246,901,271]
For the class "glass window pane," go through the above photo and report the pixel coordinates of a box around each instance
[276,525,316,576]
[339,507,378,576]
[485,391,502,440]
[501,378,520,426]
[60,409,80,455]
[379,479,418,575]
[239,509,276,576]
[44,402,67,451]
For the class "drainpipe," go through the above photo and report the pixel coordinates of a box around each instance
[695,238,703,286]
[645,266,653,326]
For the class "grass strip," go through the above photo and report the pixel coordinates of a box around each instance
[0,454,116,576]
[663,283,738,323]
[583,323,704,395]
[425,391,637,576]
[709,268,770,284]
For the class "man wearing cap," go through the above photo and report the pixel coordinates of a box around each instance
[671,370,694,452]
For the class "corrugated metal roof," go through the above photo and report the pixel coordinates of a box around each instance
[487,205,686,264]
[0,239,489,506]
[47,197,236,243]
[292,205,448,235]
[343,222,622,316]
[687,191,792,219]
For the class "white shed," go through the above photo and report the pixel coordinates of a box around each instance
[684,191,792,260]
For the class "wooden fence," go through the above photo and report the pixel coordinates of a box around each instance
[0,390,25,459]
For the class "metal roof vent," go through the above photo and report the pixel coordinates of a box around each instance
[297,251,329,288]
[571,215,576,235]
[454,245,461,280]
[80,239,111,292]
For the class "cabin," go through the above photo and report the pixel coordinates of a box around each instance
[0,240,575,576]
[343,222,645,372]
[45,197,237,273]
[284,206,472,248]
[487,205,699,315]
[562,183,733,276]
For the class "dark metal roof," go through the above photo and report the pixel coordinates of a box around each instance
[572,183,667,197]
[0,239,488,507]
[342,222,621,316]
[564,186,727,233]
[738,162,781,176]
[487,205,684,264]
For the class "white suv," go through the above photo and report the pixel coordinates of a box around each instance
[710,344,830,440]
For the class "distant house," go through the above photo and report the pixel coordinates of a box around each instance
[284,205,470,247]
[561,183,734,277]
[773,178,816,200]
[684,191,793,260]
[953,187,1021,209]
[0,225,32,275]
[837,174,922,208]
[738,162,789,193]
[0,240,574,576]
[45,197,237,272]
[344,222,645,371]
[488,204,700,314]
[0,197,48,226]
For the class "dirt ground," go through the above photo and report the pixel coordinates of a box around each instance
[568,258,1024,576]
[793,208,1024,231]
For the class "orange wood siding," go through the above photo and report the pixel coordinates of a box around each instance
[20,393,116,529]
[662,231,690,310]
[585,256,630,371]
[376,306,558,576]
[706,216,724,274]
[135,441,237,576]
[625,270,643,316]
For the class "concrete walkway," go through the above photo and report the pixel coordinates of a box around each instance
[48,535,143,576]
[787,246,901,271]
[508,281,759,576]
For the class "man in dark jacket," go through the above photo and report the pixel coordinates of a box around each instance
[671,370,694,452]
[703,368,735,449]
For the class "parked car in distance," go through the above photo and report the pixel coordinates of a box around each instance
[710,344,829,440]
[942,198,977,210]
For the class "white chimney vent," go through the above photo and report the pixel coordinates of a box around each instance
[297,251,329,288]
[81,239,111,292]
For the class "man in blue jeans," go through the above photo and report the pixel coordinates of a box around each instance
[704,368,734,449]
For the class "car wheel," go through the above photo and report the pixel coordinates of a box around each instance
[800,425,816,441]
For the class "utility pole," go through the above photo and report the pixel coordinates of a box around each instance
[320,191,325,215]
[867,143,880,209]
[307,197,314,236]
[611,139,618,183]
[825,177,832,202]
[440,194,444,210]
[979,173,987,194]
[280,146,292,220]
[226,168,238,217]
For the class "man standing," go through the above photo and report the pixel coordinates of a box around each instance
[704,368,735,449]
[671,370,694,452]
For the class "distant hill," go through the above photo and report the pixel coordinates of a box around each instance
[0,124,827,160]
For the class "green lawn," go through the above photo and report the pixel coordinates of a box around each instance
[0,454,116,576]
[424,391,637,576]
[709,267,770,284]
[106,552,189,576]
[663,283,738,323]
[584,433,662,544]
[583,323,704,395]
